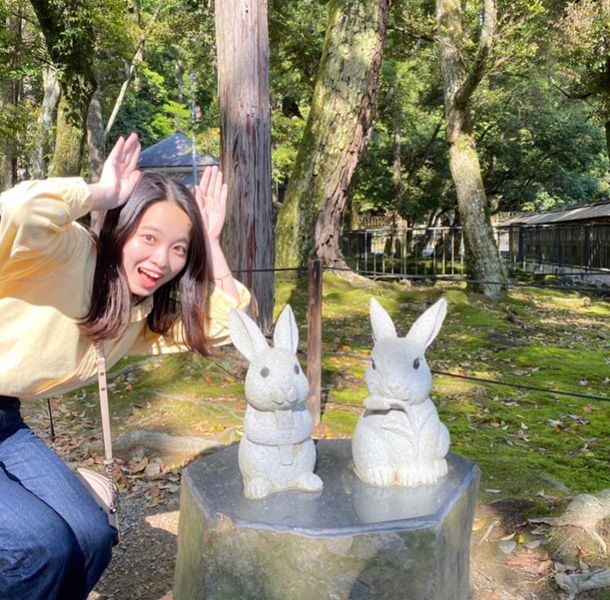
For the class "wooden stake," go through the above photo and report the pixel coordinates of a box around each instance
[307,259,322,425]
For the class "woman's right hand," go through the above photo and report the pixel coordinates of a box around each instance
[89,133,141,211]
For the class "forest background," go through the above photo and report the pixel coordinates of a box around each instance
[1,0,609,230]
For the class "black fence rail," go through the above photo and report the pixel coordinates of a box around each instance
[342,227,466,277]
[504,223,610,273]
[342,224,610,278]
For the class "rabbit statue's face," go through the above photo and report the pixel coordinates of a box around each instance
[365,297,447,407]
[366,338,432,405]
[245,349,310,412]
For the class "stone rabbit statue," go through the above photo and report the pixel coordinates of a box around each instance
[229,305,323,500]
[352,298,450,487]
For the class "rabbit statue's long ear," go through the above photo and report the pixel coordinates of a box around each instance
[273,305,299,353]
[370,298,397,342]
[406,298,447,349]
[229,309,269,362]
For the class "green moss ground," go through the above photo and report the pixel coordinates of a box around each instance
[31,272,609,519]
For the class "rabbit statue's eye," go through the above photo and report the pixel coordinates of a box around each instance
[413,358,420,370]
[370,359,376,370]
[261,367,270,378]
[294,364,300,374]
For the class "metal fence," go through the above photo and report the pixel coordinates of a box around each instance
[504,223,610,273]
[342,227,466,277]
[342,224,610,277]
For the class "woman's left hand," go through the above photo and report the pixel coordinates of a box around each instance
[195,166,228,242]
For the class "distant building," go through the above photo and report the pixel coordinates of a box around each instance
[138,132,219,187]
[497,200,610,274]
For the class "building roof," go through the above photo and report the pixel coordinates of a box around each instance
[138,132,219,169]
[500,201,610,227]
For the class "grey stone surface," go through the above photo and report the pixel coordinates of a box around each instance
[174,439,480,600]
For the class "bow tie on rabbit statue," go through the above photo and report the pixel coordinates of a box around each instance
[229,305,324,500]
[352,297,450,488]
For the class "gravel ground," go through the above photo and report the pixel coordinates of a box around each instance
[88,493,180,600]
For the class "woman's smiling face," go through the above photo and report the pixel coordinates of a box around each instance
[121,200,192,298]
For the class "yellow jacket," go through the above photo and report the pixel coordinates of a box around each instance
[0,178,250,400]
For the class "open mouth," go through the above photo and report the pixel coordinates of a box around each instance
[137,267,163,290]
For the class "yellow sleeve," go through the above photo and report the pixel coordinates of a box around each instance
[0,178,92,281]
[127,279,251,356]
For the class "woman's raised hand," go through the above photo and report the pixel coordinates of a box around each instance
[90,133,141,211]
[195,166,228,242]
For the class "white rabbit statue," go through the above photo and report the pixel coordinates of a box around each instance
[229,305,323,500]
[352,297,450,487]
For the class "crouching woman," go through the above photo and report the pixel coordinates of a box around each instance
[0,133,249,600]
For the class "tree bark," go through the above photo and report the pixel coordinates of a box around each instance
[30,0,97,176]
[393,128,403,211]
[436,0,507,298]
[1,17,22,190]
[31,66,60,180]
[87,89,105,182]
[215,0,274,334]
[276,0,390,271]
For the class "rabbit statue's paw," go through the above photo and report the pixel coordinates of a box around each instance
[397,465,438,487]
[297,472,323,492]
[359,465,395,487]
[434,458,448,478]
[245,477,272,500]
[364,395,393,411]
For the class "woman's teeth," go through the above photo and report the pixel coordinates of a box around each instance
[139,268,161,280]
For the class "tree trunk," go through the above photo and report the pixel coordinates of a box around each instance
[31,66,60,180]
[276,0,390,271]
[30,0,97,176]
[449,128,507,295]
[393,128,403,210]
[50,74,96,176]
[436,0,507,298]
[1,17,22,190]
[87,89,105,182]
[215,0,274,334]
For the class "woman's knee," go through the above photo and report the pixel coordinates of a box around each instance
[0,518,77,599]
[76,505,115,561]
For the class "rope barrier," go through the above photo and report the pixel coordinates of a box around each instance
[226,263,608,403]
[318,349,610,404]
[322,266,610,295]
[233,265,609,295]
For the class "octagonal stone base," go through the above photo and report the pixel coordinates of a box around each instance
[173,439,479,600]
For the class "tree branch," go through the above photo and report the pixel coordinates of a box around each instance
[455,0,497,108]
[104,0,164,137]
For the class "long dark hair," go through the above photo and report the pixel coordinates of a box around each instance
[79,172,211,355]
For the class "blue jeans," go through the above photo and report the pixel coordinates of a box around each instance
[0,397,115,600]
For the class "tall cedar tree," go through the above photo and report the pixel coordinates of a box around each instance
[276,0,391,271]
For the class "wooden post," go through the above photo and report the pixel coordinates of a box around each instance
[215,0,275,334]
[307,259,322,426]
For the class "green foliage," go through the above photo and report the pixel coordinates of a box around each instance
[477,74,609,211]
[553,0,610,118]
[1,0,608,217]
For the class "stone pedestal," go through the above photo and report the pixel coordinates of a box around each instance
[173,440,479,600]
